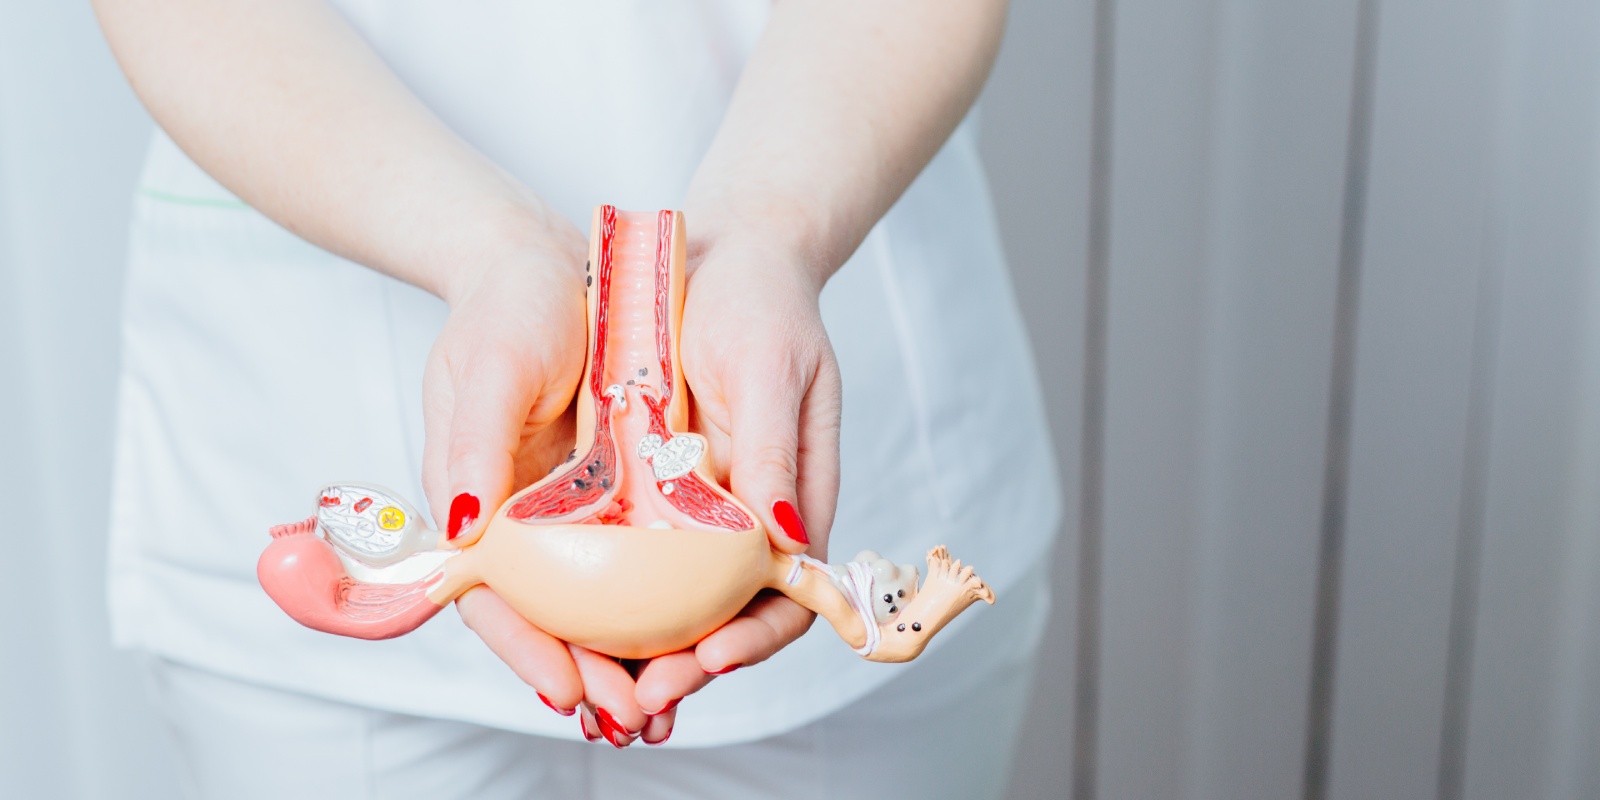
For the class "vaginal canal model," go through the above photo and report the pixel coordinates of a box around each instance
[257,207,994,663]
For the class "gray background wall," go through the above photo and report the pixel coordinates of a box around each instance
[7,1,1600,799]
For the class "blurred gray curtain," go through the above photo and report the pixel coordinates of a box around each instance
[1048,0,1600,799]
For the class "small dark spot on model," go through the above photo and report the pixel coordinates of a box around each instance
[572,478,588,490]
[911,622,922,632]
[585,260,591,273]
[584,463,596,476]
[883,594,893,604]
[896,623,906,632]
[627,379,635,385]
[586,275,593,287]
[889,605,898,614]
[638,367,648,376]
[600,477,612,489]
[897,589,905,598]
[567,449,578,461]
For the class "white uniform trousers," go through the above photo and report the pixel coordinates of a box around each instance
[139,569,1051,800]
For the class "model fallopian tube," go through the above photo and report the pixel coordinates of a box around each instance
[257,207,995,663]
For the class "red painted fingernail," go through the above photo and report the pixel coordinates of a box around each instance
[447,493,480,540]
[644,726,673,746]
[595,707,638,736]
[643,697,680,716]
[538,692,575,717]
[771,500,809,546]
[595,708,632,748]
[704,663,743,675]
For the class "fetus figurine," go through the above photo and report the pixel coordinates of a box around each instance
[258,207,994,663]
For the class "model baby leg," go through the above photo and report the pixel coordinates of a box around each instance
[767,545,996,663]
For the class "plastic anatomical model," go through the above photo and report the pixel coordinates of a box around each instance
[257,207,994,663]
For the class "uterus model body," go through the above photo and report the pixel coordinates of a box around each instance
[258,207,993,663]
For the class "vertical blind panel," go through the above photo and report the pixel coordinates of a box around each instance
[1323,1,1506,798]
[1183,2,1363,799]
[1095,0,1223,794]
[1463,1,1600,798]
[978,0,1096,797]
[1095,1,1360,797]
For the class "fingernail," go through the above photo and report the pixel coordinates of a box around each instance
[447,492,480,540]
[595,707,638,736]
[580,716,599,742]
[538,692,575,717]
[595,708,634,748]
[771,499,809,546]
[704,663,743,676]
[642,697,680,716]
[644,726,673,746]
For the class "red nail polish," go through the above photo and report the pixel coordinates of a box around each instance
[643,697,680,716]
[595,708,632,748]
[704,663,742,675]
[596,707,638,736]
[447,493,480,540]
[538,692,575,717]
[771,500,809,546]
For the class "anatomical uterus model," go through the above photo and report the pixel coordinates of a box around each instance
[258,207,994,663]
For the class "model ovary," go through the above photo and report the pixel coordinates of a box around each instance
[258,207,994,662]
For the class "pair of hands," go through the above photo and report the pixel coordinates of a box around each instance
[418,216,841,747]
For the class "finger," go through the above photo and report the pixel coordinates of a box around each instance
[795,351,842,552]
[695,406,734,486]
[578,703,603,743]
[420,348,456,530]
[442,354,543,546]
[727,356,812,554]
[455,587,582,714]
[641,706,677,746]
[695,593,817,673]
[634,649,713,716]
[569,644,644,747]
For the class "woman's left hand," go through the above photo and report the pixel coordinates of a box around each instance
[600,234,843,744]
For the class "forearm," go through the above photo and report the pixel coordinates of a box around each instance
[684,0,1008,285]
[94,0,576,302]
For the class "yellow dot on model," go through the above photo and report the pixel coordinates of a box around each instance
[378,506,405,530]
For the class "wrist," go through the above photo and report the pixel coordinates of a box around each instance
[685,200,838,296]
[431,198,587,307]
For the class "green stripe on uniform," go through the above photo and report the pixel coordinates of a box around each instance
[138,188,251,209]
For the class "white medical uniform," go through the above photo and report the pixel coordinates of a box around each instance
[108,0,1060,795]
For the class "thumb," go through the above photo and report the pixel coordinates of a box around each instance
[442,358,542,547]
[727,376,811,555]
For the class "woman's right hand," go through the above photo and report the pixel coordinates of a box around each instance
[417,220,595,716]
[420,224,589,547]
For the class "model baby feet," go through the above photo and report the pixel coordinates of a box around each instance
[861,546,996,663]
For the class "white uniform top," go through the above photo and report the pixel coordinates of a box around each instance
[108,0,1060,747]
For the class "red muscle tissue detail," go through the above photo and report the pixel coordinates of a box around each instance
[505,404,620,520]
[503,206,751,532]
[663,473,753,530]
